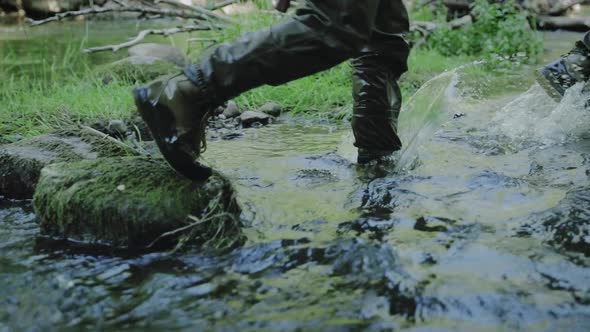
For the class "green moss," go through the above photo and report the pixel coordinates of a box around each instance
[0,128,131,199]
[33,156,243,250]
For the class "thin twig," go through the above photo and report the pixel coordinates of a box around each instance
[27,4,206,26]
[155,0,236,23]
[548,0,589,15]
[82,25,212,53]
[211,0,238,11]
[79,125,143,156]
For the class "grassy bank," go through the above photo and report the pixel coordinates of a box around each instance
[0,1,542,142]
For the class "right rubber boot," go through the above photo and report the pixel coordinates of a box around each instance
[537,34,590,101]
[351,42,409,165]
[132,72,216,181]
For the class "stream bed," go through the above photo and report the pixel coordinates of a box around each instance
[1,23,590,331]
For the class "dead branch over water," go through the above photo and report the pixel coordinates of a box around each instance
[82,25,214,53]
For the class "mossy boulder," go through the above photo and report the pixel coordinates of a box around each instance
[33,156,243,250]
[0,129,130,199]
[97,56,181,84]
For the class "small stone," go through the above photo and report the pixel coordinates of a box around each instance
[222,101,240,118]
[116,184,126,192]
[107,120,128,137]
[240,111,273,128]
[258,102,282,117]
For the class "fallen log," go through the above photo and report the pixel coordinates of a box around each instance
[537,15,590,31]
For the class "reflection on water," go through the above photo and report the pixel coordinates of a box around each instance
[1,24,590,330]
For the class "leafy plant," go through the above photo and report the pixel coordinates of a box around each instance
[426,0,543,63]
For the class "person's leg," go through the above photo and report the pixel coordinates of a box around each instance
[537,30,590,101]
[351,0,410,164]
[134,0,382,180]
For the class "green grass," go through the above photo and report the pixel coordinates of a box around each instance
[0,7,538,141]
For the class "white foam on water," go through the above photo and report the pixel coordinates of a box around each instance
[395,70,460,171]
[495,82,590,147]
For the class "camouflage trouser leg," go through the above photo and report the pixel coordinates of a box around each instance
[184,0,410,151]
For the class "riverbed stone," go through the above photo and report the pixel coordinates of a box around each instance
[222,101,241,118]
[33,156,243,249]
[258,102,282,117]
[521,189,590,255]
[128,43,188,67]
[0,129,129,199]
[240,110,272,128]
[97,55,180,83]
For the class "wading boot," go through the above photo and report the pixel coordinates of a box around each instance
[536,35,590,101]
[132,73,216,181]
[357,149,397,165]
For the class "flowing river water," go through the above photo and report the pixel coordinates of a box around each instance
[1,23,590,331]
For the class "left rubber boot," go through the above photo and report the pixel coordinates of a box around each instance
[132,72,217,181]
[536,33,590,101]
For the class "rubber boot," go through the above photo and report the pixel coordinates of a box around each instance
[537,31,590,101]
[135,0,410,179]
[132,71,217,181]
[351,41,409,164]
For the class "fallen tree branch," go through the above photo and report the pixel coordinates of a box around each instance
[82,25,212,53]
[411,15,472,34]
[155,0,236,23]
[537,15,590,32]
[211,0,238,11]
[410,15,472,48]
[547,0,590,16]
[27,4,207,26]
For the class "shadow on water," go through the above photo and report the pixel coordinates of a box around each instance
[2,26,590,330]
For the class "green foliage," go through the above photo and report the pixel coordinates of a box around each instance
[426,0,543,63]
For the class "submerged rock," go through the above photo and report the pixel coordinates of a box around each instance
[520,189,590,255]
[0,129,129,199]
[33,156,243,249]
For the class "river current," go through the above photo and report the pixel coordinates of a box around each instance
[1,23,590,331]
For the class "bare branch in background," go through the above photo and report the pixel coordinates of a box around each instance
[211,0,238,11]
[548,0,590,16]
[155,0,236,23]
[82,25,213,53]
[27,3,207,26]
[538,15,590,31]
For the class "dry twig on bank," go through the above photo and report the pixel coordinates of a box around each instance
[27,4,207,26]
[155,0,236,23]
[82,25,214,53]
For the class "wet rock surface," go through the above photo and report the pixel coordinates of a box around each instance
[258,102,283,117]
[0,129,129,199]
[33,156,242,249]
[240,110,273,128]
[519,188,590,255]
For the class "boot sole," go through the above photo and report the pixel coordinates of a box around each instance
[535,69,564,102]
[132,88,212,181]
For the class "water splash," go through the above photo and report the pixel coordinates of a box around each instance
[495,82,590,147]
[396,70,460,171]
